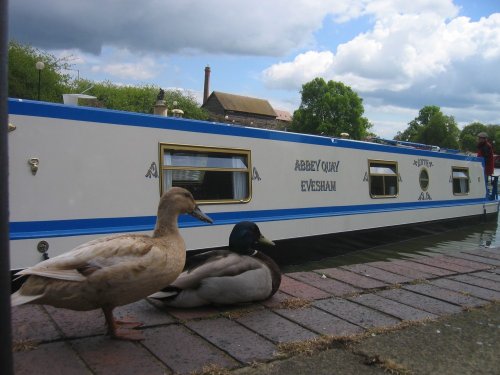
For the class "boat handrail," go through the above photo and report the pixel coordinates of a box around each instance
[369,138,461,154]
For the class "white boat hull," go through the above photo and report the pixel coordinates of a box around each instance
[8,99,498,269]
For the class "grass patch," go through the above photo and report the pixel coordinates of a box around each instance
[277,297,311,309]
[219,306,260,320]
[190,364,231,375]
[276,334,362,358]
[364,355,413,375]
[12,340,38,352]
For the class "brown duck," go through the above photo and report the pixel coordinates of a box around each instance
[11,187,212,340]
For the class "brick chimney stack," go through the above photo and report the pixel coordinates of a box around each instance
[203,65,211,105]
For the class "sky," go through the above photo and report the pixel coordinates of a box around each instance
[8,0,500,138]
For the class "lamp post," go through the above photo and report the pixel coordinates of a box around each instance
[35,61,45,101]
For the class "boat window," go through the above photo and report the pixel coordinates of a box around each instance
[419,169,429,191]
[369,161,398,198]
[160,144,251,203]
[452,167,469,195]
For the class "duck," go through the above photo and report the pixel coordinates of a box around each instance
[148,221,281,308]
[11,187,213,340]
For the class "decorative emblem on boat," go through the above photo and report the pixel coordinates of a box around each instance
[252,167,261,181]
[37,240,50,260]
[418,192,432,201]
[28,158,39,175]
[414,159,434,168]
[145,162,158,178]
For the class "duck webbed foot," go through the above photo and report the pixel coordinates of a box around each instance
[103,307,145,341]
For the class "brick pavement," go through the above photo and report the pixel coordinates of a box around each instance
[11,250,500,375]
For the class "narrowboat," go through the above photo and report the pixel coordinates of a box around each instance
[8,98,499,271]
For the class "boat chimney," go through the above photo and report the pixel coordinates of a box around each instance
[153,88,168,116]
[203,65,211,105]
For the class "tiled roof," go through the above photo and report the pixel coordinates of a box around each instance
[274,109,292,122]
[206,91,277,117]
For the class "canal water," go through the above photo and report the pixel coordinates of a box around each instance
[280,215,500,273]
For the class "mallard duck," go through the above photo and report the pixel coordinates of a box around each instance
[148,221,281,308]
[11,187,212,340]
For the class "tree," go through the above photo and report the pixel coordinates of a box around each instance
[486,125,500,154]
[9,41,209,120]
[8,41,72,102]
[395,105,441,142]
[460,122,488,153]
[291,78,371,139]
[460,123,500,154]
[71,80,209,120]
[419,111,460,149]
[395,105,459,149]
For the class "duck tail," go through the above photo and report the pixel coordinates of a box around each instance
[11,291,42,306]
[148,286,182,301]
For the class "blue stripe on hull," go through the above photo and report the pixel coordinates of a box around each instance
[10,198,486,240]
[9,99,479,161]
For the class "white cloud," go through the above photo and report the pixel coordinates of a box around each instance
[262,6,500,114]
[263,51,334,90]
[8,0,500,137]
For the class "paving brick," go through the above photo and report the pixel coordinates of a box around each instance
[461,251,500,266]
[447,252,500,267]
[279,275,331,300]
[348,293,437,322]
[472,249,500,260]
[410,257,475,273]
[14,341,89,375]
[437,256,493,271]
[449,274,500,292]
[341,264,413,284]
[260,291,295,308]
[11,305,61,343]
[377,288,462,316]
[491,268,500,275]
[142,324,238,374]
[430,278,500,302]
[72,335,169,375]
[315,268,387,289]
[236,309,317,343]
[403,283,488,308]
[164,306,220,321]
[115,300,175,327]
[275,306,364,336]
[391,259,455,277]
[186,317,276,363]
[469,271,500,282]
[286,271,361,296]
[313,297,400,329]
[44,306,106,338]
[368,261,435,280]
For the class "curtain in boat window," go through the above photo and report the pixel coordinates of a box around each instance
[232,155,247,200]
[163,152,173,189]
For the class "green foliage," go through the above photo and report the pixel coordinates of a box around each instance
[291,78,371,139]
[395,105,460,150]
[460,123,500,154]
[8,41,72,102]
[460,122,487,152]
[9,41,209,120]
[420,112,460,149]
[71,80,209,120]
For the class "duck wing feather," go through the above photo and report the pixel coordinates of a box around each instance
[169,252,262,290]
[14,234,155,282]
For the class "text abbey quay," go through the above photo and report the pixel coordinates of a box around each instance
[294,159,340,192]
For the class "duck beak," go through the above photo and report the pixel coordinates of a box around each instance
[190,205,213,224]
[258,234,275,247]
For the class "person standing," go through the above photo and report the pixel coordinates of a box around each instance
[477,132,494,176]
